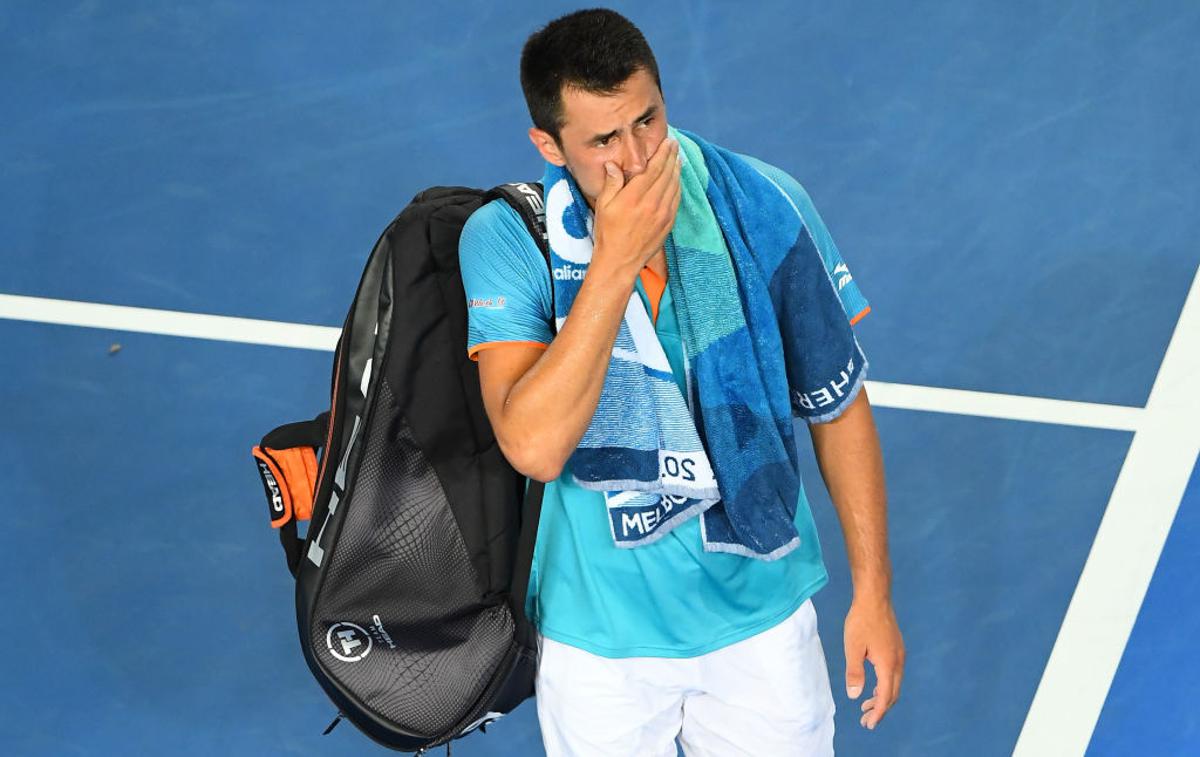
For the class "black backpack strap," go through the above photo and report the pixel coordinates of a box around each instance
[486,182,555,646]
[486,182,547,253]
[485,182,557,336]
[507,477,546,648]
[252,411,329,577]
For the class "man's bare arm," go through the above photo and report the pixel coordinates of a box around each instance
[478,264,636,481]
[477,138,682,481]
[807,387,905,730]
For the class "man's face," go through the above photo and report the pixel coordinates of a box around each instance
[529,67,669,209]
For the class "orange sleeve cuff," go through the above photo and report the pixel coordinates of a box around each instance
[849,305,871,326]
[468,340,551,361]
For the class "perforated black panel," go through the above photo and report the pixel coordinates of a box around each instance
[310,378,514,738]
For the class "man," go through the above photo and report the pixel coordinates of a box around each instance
[459,8,903,755]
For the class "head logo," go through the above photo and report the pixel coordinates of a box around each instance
[512,182,545,214]
[326,622,372,662]
[255,459,284,514]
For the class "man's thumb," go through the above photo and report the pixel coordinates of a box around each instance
[846,656,865,699]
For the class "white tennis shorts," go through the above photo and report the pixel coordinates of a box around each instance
[534,598,836,756]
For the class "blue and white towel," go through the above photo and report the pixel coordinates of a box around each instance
[541,126,868,560]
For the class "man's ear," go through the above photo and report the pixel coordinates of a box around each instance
[528,127,567,166]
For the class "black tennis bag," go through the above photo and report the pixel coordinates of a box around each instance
[251,183,552,753]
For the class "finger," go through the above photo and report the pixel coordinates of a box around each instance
[665,162,682,226]
[650,134,678,169]
[865,669,896,729]
[651,143,682,206]
[860,687,880,730]
[876,666,896,710]
[844,642,866,700]
[635,136,677,193]
[650,152,682,230]
[596,160,625,207]
[865,705,888,731]
[649,139,681,199]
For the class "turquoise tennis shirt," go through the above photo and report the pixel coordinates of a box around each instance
[458,155,870,659]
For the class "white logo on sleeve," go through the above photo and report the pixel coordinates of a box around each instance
[832,263,853,291]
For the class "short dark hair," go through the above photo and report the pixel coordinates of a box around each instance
[520,8,663,143]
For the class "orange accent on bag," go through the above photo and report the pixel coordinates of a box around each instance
[252,446,293,528]
[252,445,319,526]
[273,446,318,521]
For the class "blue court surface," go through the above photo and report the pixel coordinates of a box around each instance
[2,2,1198,755]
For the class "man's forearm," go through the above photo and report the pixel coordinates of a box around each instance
[500,254,641,480]
[807,387,892,601]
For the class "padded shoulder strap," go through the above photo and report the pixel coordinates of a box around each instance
[485,183,552,642]
[485,183,556,335]
[486,182,547,254]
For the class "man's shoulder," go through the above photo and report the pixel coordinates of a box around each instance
[734,150,830,228]
[736,151,785,176]
[462,196,525,242]
[735,152,809,198]
[460,196,545,266]
[459,196,551,305]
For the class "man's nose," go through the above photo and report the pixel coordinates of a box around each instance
[621,138,646,177]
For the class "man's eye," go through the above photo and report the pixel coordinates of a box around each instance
[637,117,654,129]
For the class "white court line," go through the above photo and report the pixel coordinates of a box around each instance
[0,293,340,351]
[0,293,1145,431]
[1014,266,1200,756]
[866,381,1142,432]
